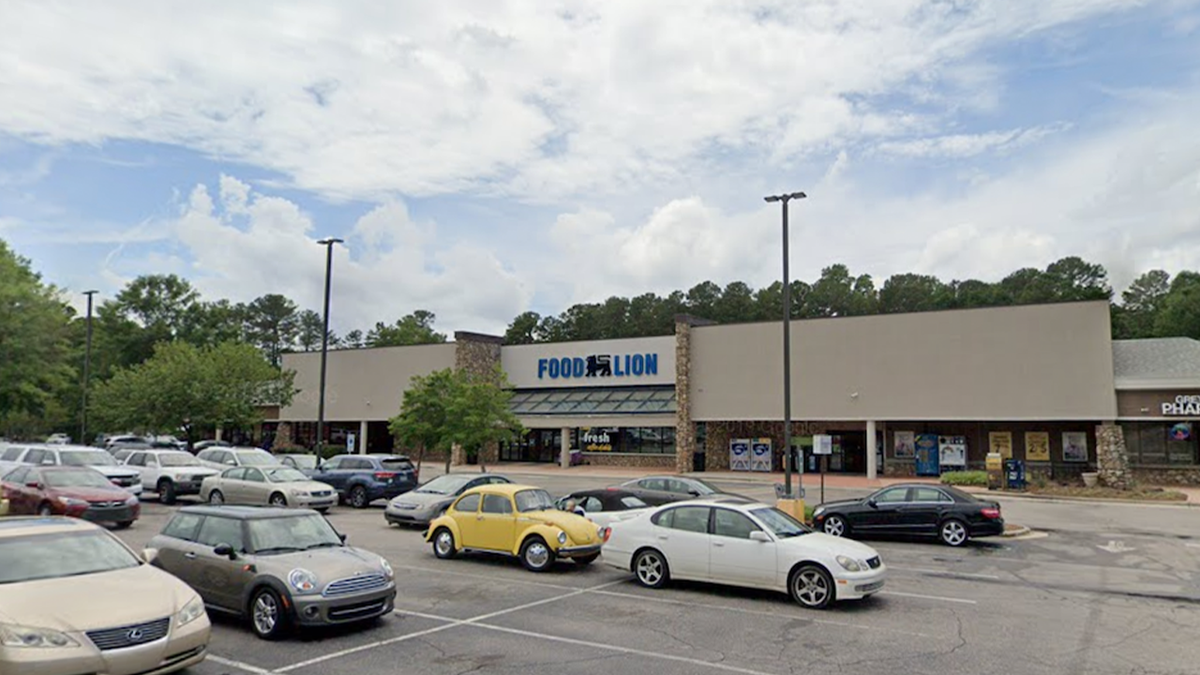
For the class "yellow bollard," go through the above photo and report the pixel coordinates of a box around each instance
[775,498,807,523]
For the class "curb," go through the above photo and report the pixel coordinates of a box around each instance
[1000,524,1031,537]
[964,489,1197,508]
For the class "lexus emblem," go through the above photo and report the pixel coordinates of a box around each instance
[127,628,144,641]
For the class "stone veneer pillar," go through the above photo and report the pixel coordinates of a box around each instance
[1096,423,1131,490]
[673,314,714,474]
[454,331,505,466]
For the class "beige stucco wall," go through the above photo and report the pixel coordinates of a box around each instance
[279,344,457,422]
[690,301,1118,422]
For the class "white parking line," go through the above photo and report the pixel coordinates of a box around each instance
[399,563,580,590]
[878,590,977,605]
[206,654,277,674]
[1185,543,1200,549]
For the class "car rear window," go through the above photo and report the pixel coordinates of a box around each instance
[381,458,414,472]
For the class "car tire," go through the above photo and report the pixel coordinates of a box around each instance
[115,521,134,530]
[633,549,670,589]
[822,515,848,538]
[573,553,600,567]
[519,537,556,573]
[349,486,369,509]
[37,503,53,517]
[208,490,225,505]
[789,564,834,610]
[249,587,289,641]
[269,492,288,507]
[940,518,970,547]
[432,528,458,559]
[158,479,177,505]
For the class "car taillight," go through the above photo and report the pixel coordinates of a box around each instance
[374,472,396,481]
[981,507,1001,519]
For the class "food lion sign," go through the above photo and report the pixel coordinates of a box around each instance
[1162,394,1200,416]
[537,353,659,380]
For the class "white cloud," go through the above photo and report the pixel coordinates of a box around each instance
[0,0,1167,201]
[876,124,1069,159]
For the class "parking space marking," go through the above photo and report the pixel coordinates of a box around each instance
[206,654,277,674]
[1185,543,1200,549]
[398,563,581,590]
[878,590,977,605]
[275,622,463,673]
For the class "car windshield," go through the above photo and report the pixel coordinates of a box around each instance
[60,450,117,467]
[515,489,556,512]
[238,452,277,466]
[415,474,474,495]
[43,470,116,489]
[689,479,722,495]
[159,453,200,467]
[0,531,140,584]
[264,467,309,483]
[750,507,812,539]
[286,455,317,469]
[247,514,343,553]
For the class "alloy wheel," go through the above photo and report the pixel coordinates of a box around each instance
[941,520,968,546]
[792,568,831,608]
[823,516,846,537]
[253,593,278,636]
[269,493,287,507]
[636,552,665,587]
[208,491,224,505]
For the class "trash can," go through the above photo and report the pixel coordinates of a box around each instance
[1005,459,1026,490]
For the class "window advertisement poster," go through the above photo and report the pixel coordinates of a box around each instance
[1025,431,1051,461]
[988,431,1013,459]
[893,431,915,459]
[1170,423,1192,442]
[730,438,751,471]
[1063,432,1089,462]
[580,427,616,452]
[915,434,940,476]
[938,436,968,468]
[750,438,773,472]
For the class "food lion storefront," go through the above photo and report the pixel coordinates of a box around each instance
[277,301,1200,484]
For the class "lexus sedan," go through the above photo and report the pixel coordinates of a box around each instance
[201,466,337,511]
[385,473,512,526]
[148,506,396,640]
[604,497,885,609]
[1,466,140,528]
[812,483,1004,547]
[0,517,210,675]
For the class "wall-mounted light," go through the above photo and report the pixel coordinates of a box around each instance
[850,392,860,400]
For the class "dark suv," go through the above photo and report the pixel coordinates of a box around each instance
[311,454,418,508]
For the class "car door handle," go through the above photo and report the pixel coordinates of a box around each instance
[657,535,669,541]
[184,552,197,560]
[713,542,725,548]
[477,515,484,521]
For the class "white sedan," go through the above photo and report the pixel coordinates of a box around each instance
[604,498,886,609]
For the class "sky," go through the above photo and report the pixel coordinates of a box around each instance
[2,1,1199,337]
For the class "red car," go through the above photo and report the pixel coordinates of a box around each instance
[0,465,140,528]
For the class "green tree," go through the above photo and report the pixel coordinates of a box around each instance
[297,309,337,351]
[1154,272,1200,340]
[89,341,295,447]
[388,368,458,473]
[713,281,756,324]
[504,311,542,344]
[879,274,952,314]
[341,329,366,349]
[1044,256,1111,302]
[243,294,299,366]
[685,281,722,319]
[367,310,447,347]
[0,240,76,437]
[808,265,877,317]
[1115,270,1170,339]
[950,279,997,308]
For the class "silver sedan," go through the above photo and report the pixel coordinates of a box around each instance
[201,466,337,512]
[384,473,511,526]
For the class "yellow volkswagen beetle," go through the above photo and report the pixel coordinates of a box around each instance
[425,484,609,572]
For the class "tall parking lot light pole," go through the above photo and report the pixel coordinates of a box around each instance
[80,290,98,445]
[316,238,343,460]
[763,191,806,499]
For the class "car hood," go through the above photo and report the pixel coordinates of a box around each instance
[89,466,140,479]
[522,509,600,544]
[49,485,133,501]
[0,565,194,631]
[779,532,880,560]
[391,491,452,508]
[255,546,389,580]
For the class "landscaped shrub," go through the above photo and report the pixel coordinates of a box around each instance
[940,470,989,486]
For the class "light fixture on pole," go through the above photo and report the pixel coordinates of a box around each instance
[80,290,98,445]
[763,191,807,500]
[315,238,344,461]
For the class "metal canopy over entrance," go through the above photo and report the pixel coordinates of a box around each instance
[508,386,676,416]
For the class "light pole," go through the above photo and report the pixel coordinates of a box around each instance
[315,238,343,461]
[763,191,806,500]
[80,290,98,445]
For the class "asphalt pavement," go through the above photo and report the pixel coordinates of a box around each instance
[112,470,1200,675]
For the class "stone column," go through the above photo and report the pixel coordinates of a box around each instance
[673,314,714,474]
[560,426,572,469]
[359,420,369,455]
[450,443,466,467]
[1096,423,1131,490]
[454,331,505,466]
[866,420,878,480]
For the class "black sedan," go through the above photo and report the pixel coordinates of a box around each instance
[812,483,1004,547]
[613,475,752,506]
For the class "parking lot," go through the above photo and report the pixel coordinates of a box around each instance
[111,475,1200,675]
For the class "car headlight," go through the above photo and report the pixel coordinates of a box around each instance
[289,489,309,497]
[288,568,319,594]
[836,555,863,572]
[58,497,89,507]
[177,595,206,627]
[125,495,139,506]
[557,531,568,545]
[813,506,826,517]
[380,557,394,579]
[0,624,80,648]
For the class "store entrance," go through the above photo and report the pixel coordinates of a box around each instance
[499,429,560,463]
[827,432,866,473]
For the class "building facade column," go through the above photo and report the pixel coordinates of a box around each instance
[866,420,878,480]
[454,331,504,466]
[560,426,572,468]
[673,314,713,474]
[359,420,369,455]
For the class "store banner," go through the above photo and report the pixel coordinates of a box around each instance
[580,427,616,452]
[1062,432,1088,462]
[1025,431,1050,461]
[915,434,940,476]
[750,438,772,472]
[988,431,1013,459]
[939,436,967,468]
[893,431,915,459]
[730,439,751,471]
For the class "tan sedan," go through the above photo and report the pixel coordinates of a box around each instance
[0,517,210,675]
[200,466,337,512]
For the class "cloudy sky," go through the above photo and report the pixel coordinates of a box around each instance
[2,1,1199,336]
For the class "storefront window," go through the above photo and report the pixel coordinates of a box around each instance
[1125,423,1198,466]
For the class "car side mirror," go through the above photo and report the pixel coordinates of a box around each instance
[142,548,159,564]
[749,531,771,543]
[339,533,347,543]
[213,543,237,559]
[866,498,878,508]
[26,481,41,489]
[687,489,701,497]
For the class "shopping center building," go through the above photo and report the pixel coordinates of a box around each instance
[270,300,1200,485]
